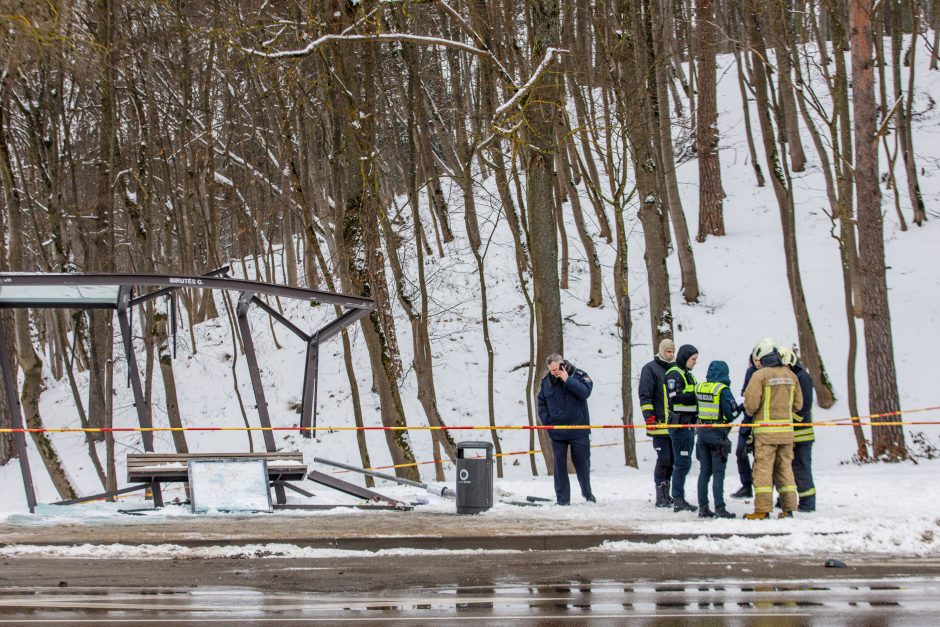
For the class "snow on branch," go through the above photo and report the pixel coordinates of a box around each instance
[494,48,567,117]
[245,32,500,62]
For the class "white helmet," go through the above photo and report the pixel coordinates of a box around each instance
[752,337,779,362]
[778,345,797,367]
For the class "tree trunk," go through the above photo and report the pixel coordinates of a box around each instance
[153,310,189,454]
[745,1,836,408]
[696,0,726,241]
[618,0,674,347]
[0,311,15,465]
[653,0,700,303]
[557,133,603,308]
[850,0,907,460]
[0,97,20,465]
[890,0,928,226]
[613,182,638,468]
[525,0,566,474]
[734,46,767,187]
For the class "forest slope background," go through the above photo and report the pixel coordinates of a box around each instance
[1,16,940,519]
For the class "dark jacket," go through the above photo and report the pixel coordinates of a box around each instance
[665,344,698,425]
[791,361,814,423]
[638,356,671,430]
[537,362,593,441]
[739,357,757,438]
[791,361,815,443]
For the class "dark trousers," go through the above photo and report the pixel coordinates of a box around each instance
[652,434,674,485]
[668,428,695,500]
[551,437,593,504]
[697,436,730,509]
[793,441,815,510]
[736,431,753,487]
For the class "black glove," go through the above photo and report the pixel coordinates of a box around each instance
[745,434,754,455]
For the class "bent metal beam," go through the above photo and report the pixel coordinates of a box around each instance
[0,272,373,513]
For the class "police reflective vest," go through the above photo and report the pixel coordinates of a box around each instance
[754,383,796,435]
[665,366,697,422]
[695,381,728,423]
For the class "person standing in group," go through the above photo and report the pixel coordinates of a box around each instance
[537,353,596,506]
[742,339,803,520]
[695,361,741,518]
[639,339,676,508]
[731,351,759,499]
[665,344,699,512]
[780,346,816,513]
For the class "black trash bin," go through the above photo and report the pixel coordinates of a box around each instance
[456,441,494,514]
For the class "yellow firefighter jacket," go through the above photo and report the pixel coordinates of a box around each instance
[743,365,803,445]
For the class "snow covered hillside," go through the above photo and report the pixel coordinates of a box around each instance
[2,36,940,542]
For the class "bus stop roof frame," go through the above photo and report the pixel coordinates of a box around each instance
[0,270,374,512]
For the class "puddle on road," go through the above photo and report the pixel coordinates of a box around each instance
[0,578,935,622]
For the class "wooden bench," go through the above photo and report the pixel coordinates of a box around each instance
[127,452,307,507]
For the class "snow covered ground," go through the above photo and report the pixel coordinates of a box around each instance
[2,38,940,558]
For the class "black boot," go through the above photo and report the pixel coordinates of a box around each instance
[698,505,715,518]
[664,481,674,505]
[731,485,753,499]
[714,506,736,519]
[655,483,670,508]
[673,497,696,512]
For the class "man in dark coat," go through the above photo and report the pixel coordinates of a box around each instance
[537,353,595,505]
[639,338,676,508]
[665,344,699,512]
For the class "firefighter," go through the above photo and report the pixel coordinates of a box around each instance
[639,339,675,508]
[694,361,741,518]
[780,346,816,513]
[742,339,803,520]
[665,344,699,512]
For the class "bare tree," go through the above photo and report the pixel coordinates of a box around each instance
[850,0,907,460]
[695,0,726,241]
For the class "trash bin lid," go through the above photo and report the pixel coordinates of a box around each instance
[457,440,494,450]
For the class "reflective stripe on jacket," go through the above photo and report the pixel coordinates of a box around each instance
[792,364,815,443]
[639,358,671,435]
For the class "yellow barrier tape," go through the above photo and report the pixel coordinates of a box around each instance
[3,405,938,434]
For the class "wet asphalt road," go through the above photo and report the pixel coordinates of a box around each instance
[2,552,940,624]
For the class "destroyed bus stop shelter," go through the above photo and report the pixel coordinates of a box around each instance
[0,271,374,513]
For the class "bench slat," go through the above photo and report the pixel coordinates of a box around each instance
[126,452,306,483]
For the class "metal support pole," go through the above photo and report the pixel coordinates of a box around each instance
[299,338,319,439]
[117,286,154,452]
[0,328,37,513]
[236,292,285,504]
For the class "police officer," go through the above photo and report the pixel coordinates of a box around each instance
[780,346,816,513]
[639,339,675,508]
[743,339,803,520]
[537,353,596,505]
[665,344,699,512]
[731,351,760,499]
[695,361,741,518]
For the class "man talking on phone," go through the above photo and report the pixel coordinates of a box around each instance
[537,353,596,505]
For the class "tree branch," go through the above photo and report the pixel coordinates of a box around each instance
[494,47,567,117]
